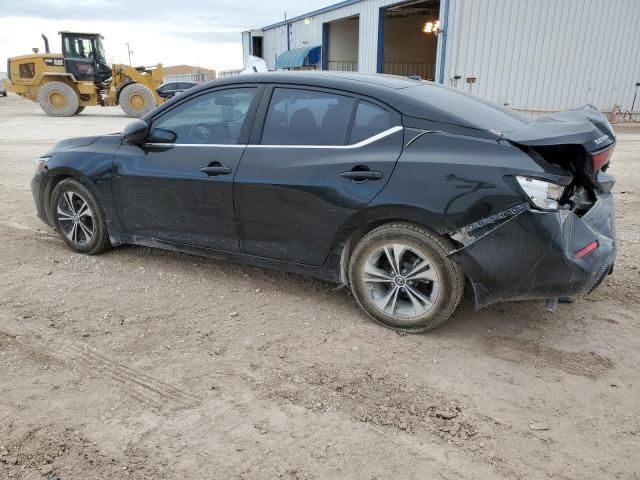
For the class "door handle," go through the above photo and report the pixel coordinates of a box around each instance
[200,164,232,176]
[340,169,383,182]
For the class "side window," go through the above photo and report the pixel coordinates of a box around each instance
[262,88,355,146]
[19,63,36,79]
[349,101,395,144]
[63,37,94,59]
[150,88,255,145]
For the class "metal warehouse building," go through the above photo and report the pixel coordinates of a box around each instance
[242,0,640,117]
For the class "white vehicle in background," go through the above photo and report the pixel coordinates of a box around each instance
[240,56,268,75]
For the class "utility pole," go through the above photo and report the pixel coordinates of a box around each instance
[126,43,133,66]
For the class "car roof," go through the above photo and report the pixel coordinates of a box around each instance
[149,71,528,134]
[211,71,420,91]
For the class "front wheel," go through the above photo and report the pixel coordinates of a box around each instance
[349,223,465,332]
[119,83,156,118]
[50,179,111,254]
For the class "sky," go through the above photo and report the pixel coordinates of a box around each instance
[0,0,336,73]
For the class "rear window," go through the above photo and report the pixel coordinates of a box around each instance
[349,101,394,144]
[262,88,355,146]
[405,84,529,133]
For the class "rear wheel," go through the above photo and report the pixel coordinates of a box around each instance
[38,81,79,117]
[119,83,156,118]
[349,223,465,332]
[50,179,110,255]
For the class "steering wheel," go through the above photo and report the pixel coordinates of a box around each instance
[188,123,214,144]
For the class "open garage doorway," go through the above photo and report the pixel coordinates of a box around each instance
[378,0,440,80]
[322,16,359,72]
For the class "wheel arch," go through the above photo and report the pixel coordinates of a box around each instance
[42,167,97,225]
[329,205,457,286]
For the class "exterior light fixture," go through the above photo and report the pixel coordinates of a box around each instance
[304,17,311,25]
[423,20,443,35]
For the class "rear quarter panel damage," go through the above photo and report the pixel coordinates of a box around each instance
[371,130,540,234]
[449,194,615,309]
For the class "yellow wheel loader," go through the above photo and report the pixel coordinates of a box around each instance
[2,32,164,117]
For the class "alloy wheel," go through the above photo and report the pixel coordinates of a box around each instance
[56,191,94,245]
[362,243,440,319]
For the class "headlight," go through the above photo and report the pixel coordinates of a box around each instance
[36,156,51,174]
[515,176,565,211]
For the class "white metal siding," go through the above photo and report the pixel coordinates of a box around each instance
[445,0,640,114]
[258,0,640,114]
[241,31,251,64]
[264,0,407,73]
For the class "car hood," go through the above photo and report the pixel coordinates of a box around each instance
[43,134,124,157]
[504,105,615,153]
[44,136,101,156]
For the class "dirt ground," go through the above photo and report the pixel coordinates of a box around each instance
[1,93,639,480]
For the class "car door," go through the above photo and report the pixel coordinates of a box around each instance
[112,86,261,251]
[234,86,404,265]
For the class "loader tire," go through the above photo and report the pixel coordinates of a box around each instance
[38,81,79,117]
[75,106,85,115]
[119,83,156,118]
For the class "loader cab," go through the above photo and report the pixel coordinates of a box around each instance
[60,32,112,83]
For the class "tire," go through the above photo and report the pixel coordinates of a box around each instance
[50,179,111,255]
[348,223,465,332]
[38,81,79,117]
[119,83,156,118]
[75,106,85,114]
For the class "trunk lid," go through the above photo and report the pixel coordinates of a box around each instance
[505,106,615,193]
[505,105,615,152]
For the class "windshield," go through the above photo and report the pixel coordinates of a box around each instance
[94,36,108,65]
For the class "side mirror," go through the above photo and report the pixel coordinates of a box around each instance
[122,119,150,145]
[148,127,177,144]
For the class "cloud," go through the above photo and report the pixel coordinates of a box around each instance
[4,0,335,31]
[1,0,336,71]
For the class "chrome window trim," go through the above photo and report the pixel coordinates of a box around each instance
[141,126,403,150]
[142,143,247,148]
[249,126,403,149]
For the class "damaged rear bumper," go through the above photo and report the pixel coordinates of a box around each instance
[449,194,615,309]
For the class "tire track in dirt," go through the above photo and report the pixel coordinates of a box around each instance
[0,323,201,410]
[484,336,614,379]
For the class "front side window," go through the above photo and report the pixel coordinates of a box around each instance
[261,88,355,146]
[349,101,395,144]
[64,37,95,60]
[150,88,256,145]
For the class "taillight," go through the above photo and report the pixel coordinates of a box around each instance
[575,240,599,259]
[591,146,614,172]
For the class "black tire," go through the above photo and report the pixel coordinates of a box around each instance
[37,81,79,117]
[50,179,111,255]
[75,106,85,114]
[119,83,156,117]
[348,222,465,332]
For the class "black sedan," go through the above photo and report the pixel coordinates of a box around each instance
[31,72,616,332]
[156,81,199,99]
